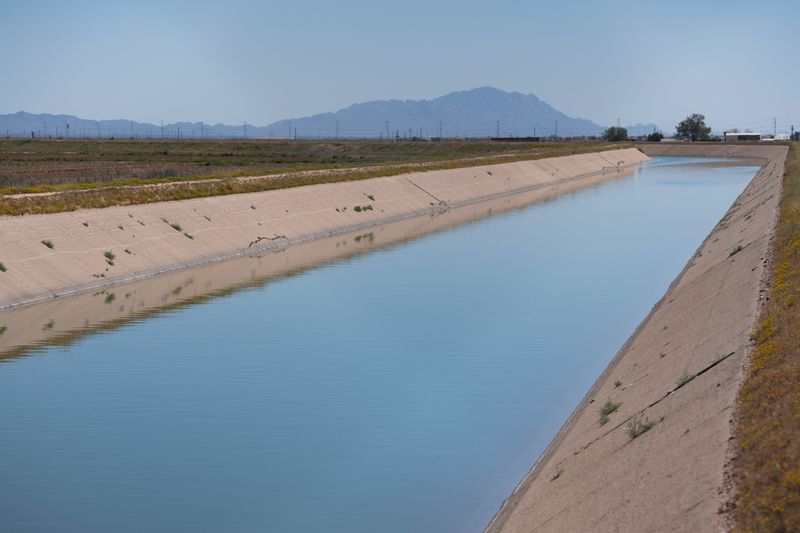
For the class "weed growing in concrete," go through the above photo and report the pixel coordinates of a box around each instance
[0,325,6,335]
[366,194,375,201]
[124,249,132,254]
[0,262,6,272]
[41,239,54,249]
[626,416,655,439]
[354,205,362,212]
[676,370,695,388]
[103,251,116,266]
[729,244,744,257]
[170,223,182,232]
[184,232,194,240]
[82,222,89,227]
[614,380,622,388]
[104,293,115,304]
[43,319,54,330]
[599,400,621,426]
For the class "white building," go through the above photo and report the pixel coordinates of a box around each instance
[725,132,762,142]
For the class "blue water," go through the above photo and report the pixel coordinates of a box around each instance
[0,158,758,532]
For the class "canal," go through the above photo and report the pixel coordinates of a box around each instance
[0,157,759,532]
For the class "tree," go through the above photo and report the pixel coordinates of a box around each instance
[675,114,711,141]
[646,131,664,142]
[603,126,628,142]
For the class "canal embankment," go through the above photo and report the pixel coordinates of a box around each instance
[0,148,646,309]
[486,143,788,532]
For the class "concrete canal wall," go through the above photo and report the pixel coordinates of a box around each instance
[0,148,647,309]
[486,143,788,533]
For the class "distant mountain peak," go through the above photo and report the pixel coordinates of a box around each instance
[0,87,659,139]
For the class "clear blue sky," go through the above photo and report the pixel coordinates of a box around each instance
[1,0,798,133]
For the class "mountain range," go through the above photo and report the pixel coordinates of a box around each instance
[0,87,658,140]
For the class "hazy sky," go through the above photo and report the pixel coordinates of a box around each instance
[1,0,797,133]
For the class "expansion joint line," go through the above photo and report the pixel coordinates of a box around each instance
[404,177,448,207]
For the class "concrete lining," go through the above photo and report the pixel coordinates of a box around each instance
[485,143,788,533]
[0,148,647,309]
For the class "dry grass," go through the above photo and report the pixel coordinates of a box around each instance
[0,139,617,216]
[733,142,800,531]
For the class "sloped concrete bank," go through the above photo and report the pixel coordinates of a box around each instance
[486,143,788,532]
[0,148,646,309]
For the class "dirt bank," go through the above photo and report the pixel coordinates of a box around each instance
[486,143,787,532]
[0,148,646,309]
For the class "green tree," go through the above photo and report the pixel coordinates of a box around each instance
[646,131,664,142]
[675,114,711,141]
[603,126,628,142]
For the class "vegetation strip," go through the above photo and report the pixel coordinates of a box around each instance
[733,142,800,531]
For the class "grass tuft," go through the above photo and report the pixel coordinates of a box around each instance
[676,369,695,388]
[626,416,655,440]
[599,399,621,426]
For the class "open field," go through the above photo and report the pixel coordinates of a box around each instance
[0,138,616,191]
[0,139,618,216]
[732,142,800,531]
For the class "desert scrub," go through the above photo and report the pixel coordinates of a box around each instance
[626,416,655,439]
[733,143,800,532]
[41,239,54,249]
[103,251,116,265]
[599,399,621,426]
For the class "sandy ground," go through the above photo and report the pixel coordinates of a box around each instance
[485,144,788,533]
[0,148,646,309]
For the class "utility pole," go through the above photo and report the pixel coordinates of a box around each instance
[243,122,247,139]
[439,120,443,139]
[774,117,777,138]
[555,120,558,138]
[161,120,164,139]
[496,120,500,138]
[201,122,204,138]
[617,118,621,129]
[335,121,339,139]
[791,125,795,140]
[385,121,389,140]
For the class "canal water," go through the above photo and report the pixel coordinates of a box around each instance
[0,157,758,532]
